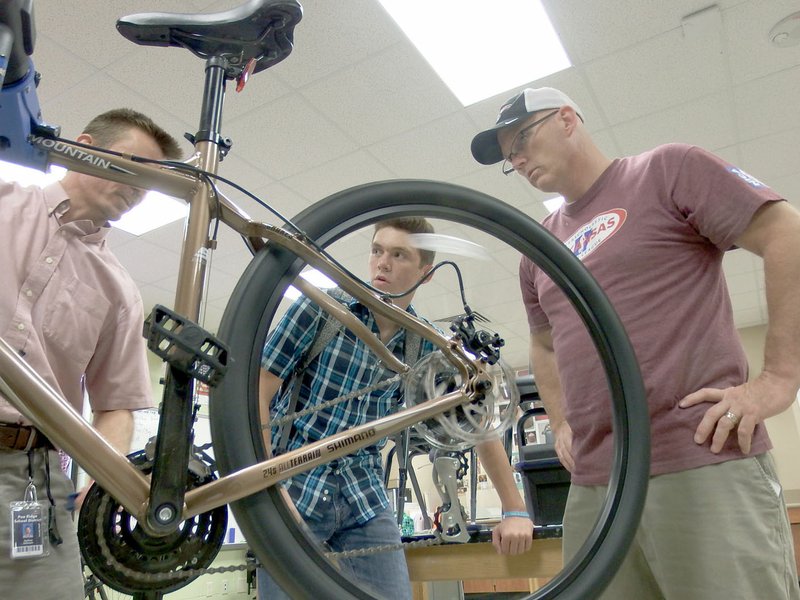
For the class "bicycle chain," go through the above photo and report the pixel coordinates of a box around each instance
[93,375,446,586]
[93,490,445,585]
[325,534,445,558]
[269,372,403,427]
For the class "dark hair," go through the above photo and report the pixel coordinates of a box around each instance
[373,217,435,266]
[83,108,182,159]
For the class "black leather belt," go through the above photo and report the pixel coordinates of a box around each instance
[0,423,53,451]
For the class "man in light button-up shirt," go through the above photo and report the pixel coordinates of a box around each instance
[0,109,181,600]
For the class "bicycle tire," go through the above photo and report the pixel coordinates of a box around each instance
[209,179,649,600]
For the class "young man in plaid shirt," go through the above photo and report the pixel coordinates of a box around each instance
[257,218,532,599]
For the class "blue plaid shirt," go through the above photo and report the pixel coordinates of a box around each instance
[261,294,436,524]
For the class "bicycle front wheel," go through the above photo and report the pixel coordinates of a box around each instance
[209,179,648,600]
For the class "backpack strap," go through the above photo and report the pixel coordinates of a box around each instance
[276,308,344,454]
[404,330,422,366]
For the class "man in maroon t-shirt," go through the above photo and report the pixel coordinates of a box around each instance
[471,87,800,600]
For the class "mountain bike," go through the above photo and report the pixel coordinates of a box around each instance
[0,1,649,598]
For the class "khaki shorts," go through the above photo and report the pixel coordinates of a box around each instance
[563,453,800,600]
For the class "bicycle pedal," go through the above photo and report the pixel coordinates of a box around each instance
[143,305,229,386]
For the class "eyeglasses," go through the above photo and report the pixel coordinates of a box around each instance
[501,110,559,176]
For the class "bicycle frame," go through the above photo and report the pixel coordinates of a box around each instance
[0,122,489,535]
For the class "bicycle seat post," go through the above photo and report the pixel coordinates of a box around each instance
[172,55,232,321]
[145,55,234,537]
[197,56,229,152]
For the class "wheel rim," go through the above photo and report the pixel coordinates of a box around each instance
[210,179,649,600]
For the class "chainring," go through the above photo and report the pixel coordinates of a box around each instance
[404,350,520,451]
[77,449,228,594]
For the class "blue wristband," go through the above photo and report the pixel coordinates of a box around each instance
[502,511,530,519]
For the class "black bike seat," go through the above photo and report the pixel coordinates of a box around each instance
[116,0,302,77]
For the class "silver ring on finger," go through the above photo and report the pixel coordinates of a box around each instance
[724,410,740,426]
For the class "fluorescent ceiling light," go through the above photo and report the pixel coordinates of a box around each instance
[0,159,66,186]
[112,192,187,236]
[377,0,571,106]
[0,159,186,235]
[543,196,565,213]
[284,269,338,300]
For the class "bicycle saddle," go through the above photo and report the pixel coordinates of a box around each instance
[116,0,302,78]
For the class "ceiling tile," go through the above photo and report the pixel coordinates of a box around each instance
[737,127,800,182]
[112,240,182,285]
[584,28,729,124]
[300,41,462,146]
[34,1,150,69]
[104,44,293,126]
[244,181,314,221]
[485,297,530,328]
[224,93,358,180]
[210,225,258,262]
[542,0,747,64]
[38,72,195,158]
[105,227,137,250]
[588,129,624,161]
[215,154,275,197]
[734,66,800,142]
[414,293,467,324]
[198,301,226,334]
[612,92,737,155]
[282,150,394,201]
[278,0,404,89]
[138,282,176,313]
[723,0,800,85]
[204,268,243,304]
[137,220,185,255]
[768,173,800,203]
[368,112,486,181]
[211,248,255,280]
[33,35,97,100]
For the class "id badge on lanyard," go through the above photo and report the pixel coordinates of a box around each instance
[9,481,50,559]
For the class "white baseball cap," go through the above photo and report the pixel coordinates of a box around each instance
[471,87,583,165]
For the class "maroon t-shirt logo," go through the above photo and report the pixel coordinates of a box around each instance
[564,209,627,260]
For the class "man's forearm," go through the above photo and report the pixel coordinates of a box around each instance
[761,238,800,389]
[737,202,800,395]
[476,438,526,512]
[92,409,134,455]
[529,334,567,429]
